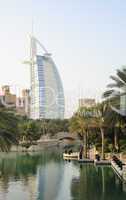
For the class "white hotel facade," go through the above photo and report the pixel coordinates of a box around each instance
[29,36,65,119]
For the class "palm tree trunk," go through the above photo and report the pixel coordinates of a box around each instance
[86,130,89,158]
[101,167,105,196]
[100,127,105,160]
[114,128,119,152]
[83,133,87,158]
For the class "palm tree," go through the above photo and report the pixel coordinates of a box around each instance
[69,107,93,158]
[103,67,126,116]
[104,108,125,152]
[103,67,126,153]
[92,102,109,160]
[0,128,18,151]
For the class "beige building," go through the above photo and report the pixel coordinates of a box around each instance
[0,85,16,107]
[16,89,30,117]
[0,85,31,117]
[79,98,96,108]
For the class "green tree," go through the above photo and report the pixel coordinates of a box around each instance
[103,67,126,152]
[92,102,109,160]
[19,120,41,147]
[104,108,125,152]
[103,67,126,115]
[69,107,93,158]
[0,106,18,151]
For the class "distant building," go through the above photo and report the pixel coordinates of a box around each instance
[16,89,30,117]
[0,85,31,117]
[79,98,96,108]
[0,85,16,107]
[2,85,10,94]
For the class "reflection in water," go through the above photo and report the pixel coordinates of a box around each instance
[55,162,79,200]
[0,152,125,200]
[71,164,126,200]
[37,162,63,200]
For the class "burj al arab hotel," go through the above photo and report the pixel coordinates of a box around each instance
[26,36,65,119]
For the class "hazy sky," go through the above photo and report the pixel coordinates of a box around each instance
[0,0,126,117]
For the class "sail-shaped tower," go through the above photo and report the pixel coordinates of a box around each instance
[29,36,65,119]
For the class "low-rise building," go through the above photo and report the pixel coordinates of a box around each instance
[0,85,30,117]
[79,98,96,108]
[0,85,16,107]
[16,89,30,117]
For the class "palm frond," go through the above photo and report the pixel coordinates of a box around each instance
[102,90,115,98]
[0,129,18,152]
[109,75,124,88]
[116,69,126,85]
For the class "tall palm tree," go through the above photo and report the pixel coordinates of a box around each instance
[103,67,126,153]
[92,102,109,160]
[69,108,91,158]
[104,108,125,152]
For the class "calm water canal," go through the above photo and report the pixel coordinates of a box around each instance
[0,151,126,200]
